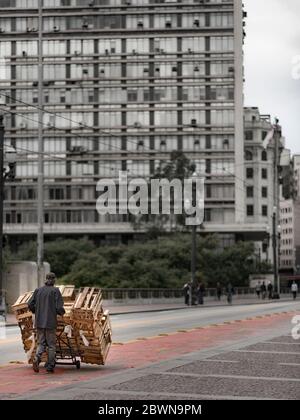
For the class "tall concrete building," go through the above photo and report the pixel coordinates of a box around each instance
[279,155,300,274]
[291,155,300,201]
[0,0,261,247]
[280,199,300,274]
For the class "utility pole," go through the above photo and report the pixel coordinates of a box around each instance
[272,209,278,295]
[191,223,197,305]
[0,115,5,315]
[272,119,281,297]
[37,0,44,286]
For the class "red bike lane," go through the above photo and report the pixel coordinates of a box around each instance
[0,310,298,399]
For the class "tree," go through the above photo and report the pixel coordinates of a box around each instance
[13,238,95,278]
[61,235,257,289]
[132,151,196,237]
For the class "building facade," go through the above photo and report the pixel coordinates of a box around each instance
[279,154,300,274]
[292,155,300,200]
[0,0,255,245]
[280,199,300,274]
[243,107,279,265]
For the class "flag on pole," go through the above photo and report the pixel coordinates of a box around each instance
[262,129,274,149]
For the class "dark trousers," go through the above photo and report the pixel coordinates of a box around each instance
[36,328,56,369]
[293,292,297,300]
[198,293,204,305]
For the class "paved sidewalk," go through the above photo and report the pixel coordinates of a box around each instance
[4,296,296,326]
[1,308,299,400]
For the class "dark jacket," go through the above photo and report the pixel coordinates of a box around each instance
[28,285,65,330]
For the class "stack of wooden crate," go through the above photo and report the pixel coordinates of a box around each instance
[71,287,112,365]
[12,286,112,366]
[12,291,37,363]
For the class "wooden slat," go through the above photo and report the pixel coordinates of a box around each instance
[13,291,33,307]
[74,287,89,309]
[84,287,95,309]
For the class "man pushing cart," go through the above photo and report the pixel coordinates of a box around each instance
[28,272,65,374]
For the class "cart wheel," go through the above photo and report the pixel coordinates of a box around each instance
[76,361,81,370]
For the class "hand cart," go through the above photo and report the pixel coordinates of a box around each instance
[54,320,81,369]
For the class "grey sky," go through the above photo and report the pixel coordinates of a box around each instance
[244,0,300,154]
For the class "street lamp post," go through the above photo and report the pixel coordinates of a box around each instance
[185,171,204,306]
[272,119,282,299]
[0,115,17,319]
[272,207,281,298]
[294,248,297,275]
[0,115,5,318]
[191,223,197,305]
[264,225,271,264]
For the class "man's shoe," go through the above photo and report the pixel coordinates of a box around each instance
[46,368,54,374]
[32,358,40,373]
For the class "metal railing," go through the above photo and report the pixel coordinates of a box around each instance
[101,287,292,304]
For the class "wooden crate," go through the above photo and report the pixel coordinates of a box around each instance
[12,291,34,321]
[57,285,76,303]
[73,287,103,318]
[77,311,112,365]
[13,291,34,308]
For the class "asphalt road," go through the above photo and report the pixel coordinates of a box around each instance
[0,300,299,366]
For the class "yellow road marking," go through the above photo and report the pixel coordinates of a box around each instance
[0,382,16,387]
[0,337,21,345]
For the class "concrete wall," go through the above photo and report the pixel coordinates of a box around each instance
[4,261,50,310]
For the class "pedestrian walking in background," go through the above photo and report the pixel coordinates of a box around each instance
[216,282,222,301]
[291,281,298,300]
[261,282,267,300]
[183,282,191,306]
[197,282,205,305]
[226,283,234,305]
[255,282,261,299]
[267,282,273,300]
[28,272,65,374]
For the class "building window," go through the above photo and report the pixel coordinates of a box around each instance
[262,186,268,198]
[206,185,212,198]
[247,186,254,198]
[262,150,268,161]
[246,168,254,179]
[247,205,254,216]
[245,150,253,161]
[262,205,268,217]
[262,168,268,179]
[245,131,253,141]
[204,209,211,222]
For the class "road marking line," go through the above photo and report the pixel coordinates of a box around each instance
[235,350,300,355]
[279,363,300,367]
[263,341,300,345]
[0,382,16,387]
[0,338,20,345]
[159,372,300,382]
[200,359,240,364]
